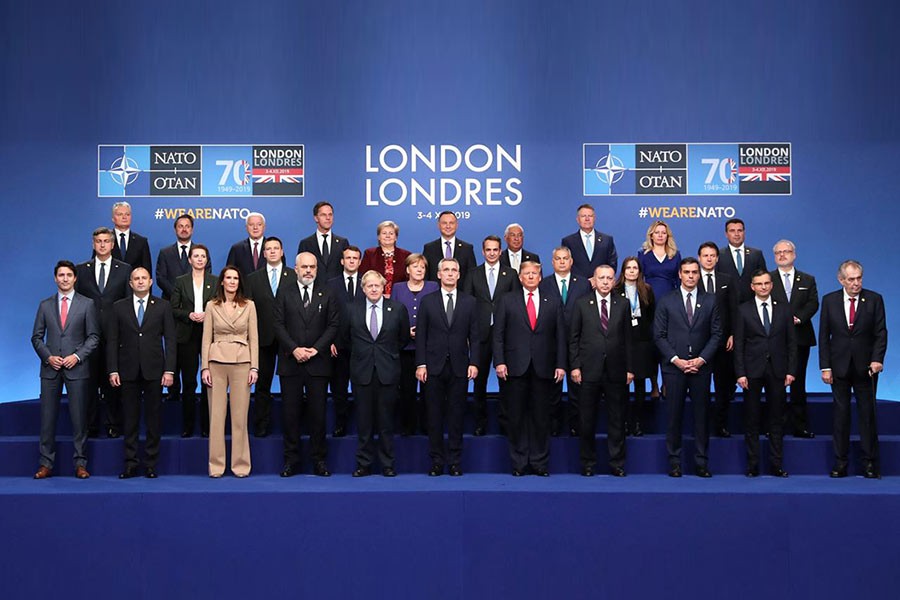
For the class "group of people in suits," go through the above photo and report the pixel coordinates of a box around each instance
[30,201,888,480]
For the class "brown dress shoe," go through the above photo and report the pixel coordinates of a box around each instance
[75,466,90,479]
[34,466,52,479]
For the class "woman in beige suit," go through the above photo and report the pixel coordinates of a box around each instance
[201,266,259,477]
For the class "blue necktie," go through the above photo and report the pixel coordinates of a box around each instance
[561,279,568,304]
[488,267,496,298]
[735,249,743,276]
[119,232,127,258]
[137,298,145,326]
[762,301,770,334]
[270,268,278,295]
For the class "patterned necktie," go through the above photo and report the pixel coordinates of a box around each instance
[735,249,743,276]
[60,296,69,329]
[784,272,792,301]
[180,244,188,265]
[270,268,278,295]
[526,292,536,330]
[685,292,693,325]
[252,241,259,269]
[488,267,496,298]
[849,297,856,329]
[601,298,608,333]
[98,262,106,294]
[561,279,568,304]
[369,304,379,339]
[302,285,310,308]
[444,240,452,259]
[119,232,127,258]
[446,293,454,325]
[321,233,330,265]
[762,301,770,334]
[137,298,145,326]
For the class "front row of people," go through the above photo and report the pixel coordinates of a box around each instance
[31,253,887,479]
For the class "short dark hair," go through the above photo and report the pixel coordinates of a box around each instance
[54,260,76,276]
[438,210,457,219]
[482,235,502,249]
[679,257,700,271]
[344,245,362,258]
[724,218,745,229]
[189,244,210,261]
[577,203,595,213]
[174,213,194,228]
[313,201,333,216]
[697,241,719,256]
[750,269,770,281]
[263,236,283,250]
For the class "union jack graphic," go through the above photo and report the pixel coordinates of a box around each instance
[252,168,304,184]
[739,172,790,182]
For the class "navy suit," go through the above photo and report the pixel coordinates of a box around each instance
[499,248,541,271]
[156,242,211,299]
[75,258,132,435]
[326,272,363,431]
[111,230,153,275]
[462,262,521,432]
[31,292,100,470]
[245,265,296,435]
[568,292,633,471]
[540,273,592,434]
[493,290,567,472]
[415,289,480,467]
[561,229,618,278]
[733,298,796,471]
[770,268,819,433]
[717,245,767,303]
[819,289,888,471]
[226,238,267,276]
[654,288,722,470]
[298,232,350,281]
[423,238,477,286]
[273,280,340,468]
[341,298,410,470]
[107,295,176,470]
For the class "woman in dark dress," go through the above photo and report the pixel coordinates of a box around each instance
[391,253,439,435]
[359,220,411,298]
[614,257,655,436]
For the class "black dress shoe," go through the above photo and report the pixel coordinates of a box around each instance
[332,425,347,438]
[119,468,138,479]
[473,426,486,437]
[668,466,683,478]
[581,466,594,477]
[863,464,881,479]
[632,423,644,437]
[769,467,789,478]
[352,466,371,477]
[511,469,524,477]
[714,427,731,438]
[610,467,626,477]
[382,467,397,477]
[830,466,848,478]
[280,464,296,478]
[428,464,443,477]
[449,464,463,477]
[313,462,331,477]
[533,468,550,477]
[695,466,712,478]
[145,468,158,479]
[569,427,579,437]
[181,430,193,438]
[107,427,121,439]
[793,429,815,439]
[746,467,759,478]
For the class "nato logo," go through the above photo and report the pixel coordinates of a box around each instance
[583,144,636,195]
[98,146,151,196]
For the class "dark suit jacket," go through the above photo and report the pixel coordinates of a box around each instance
[156,242,211,299]
[499,248,541,271]
[769,269,818,347]
[701,270,739,347]
[653,289,722,374]
[733,298,797,379]
[717,245,767,302]
[298,232,350,281]
[493,290,567,379]
[341,298,411,385]
[327,272,362,306]
[818,289,887,378]
[226,238,267,276]
[462,262,521,344]
[539,273,593,326]
[106,295,176,380]
[561,229,618,278]
[423,238,477,285]
[170,272,219,344]
[245,266,298,347]
[75,258,133,330]
[31,293,100,380]
[415,289,480,377]
[110,230,152,274]
[568,293,633,383]
[273,281,340,378]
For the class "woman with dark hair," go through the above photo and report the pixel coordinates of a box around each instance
[614,256,656,436]
[200,266,258,477]
[391,253,439,435]
[360,220,411,297]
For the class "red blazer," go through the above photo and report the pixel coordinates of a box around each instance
[360,246,411,296]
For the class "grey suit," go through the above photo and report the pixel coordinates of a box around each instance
[31,292,100,469]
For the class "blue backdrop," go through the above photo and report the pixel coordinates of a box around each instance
[2,0,898,401]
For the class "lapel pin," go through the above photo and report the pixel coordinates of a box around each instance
[387,307,392,312]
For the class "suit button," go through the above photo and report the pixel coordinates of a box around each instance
[139,333,143,337]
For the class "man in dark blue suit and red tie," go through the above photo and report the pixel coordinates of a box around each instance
[654,257,722,478]
[733,270,796,478]
[493,261,567,476]
[415,258,480,476]
[560,203,618,278]
[819,260,887,479]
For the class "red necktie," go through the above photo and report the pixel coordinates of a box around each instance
[526,292,537,330]
[60,296,69,329]
[849,297,856,329]
[252,241,259,269]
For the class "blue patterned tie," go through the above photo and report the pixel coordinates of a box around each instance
[137,298,145,326]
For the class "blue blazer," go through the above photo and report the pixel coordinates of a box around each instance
[415,289,480,378]
[733,298,797,379]
[561,229,618,278]
[31,292,100,381]
[226,238,267,276]
[106,295,177,381]
[341,298,411,386]
[492,290,567,379]
[653,288,722,374]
